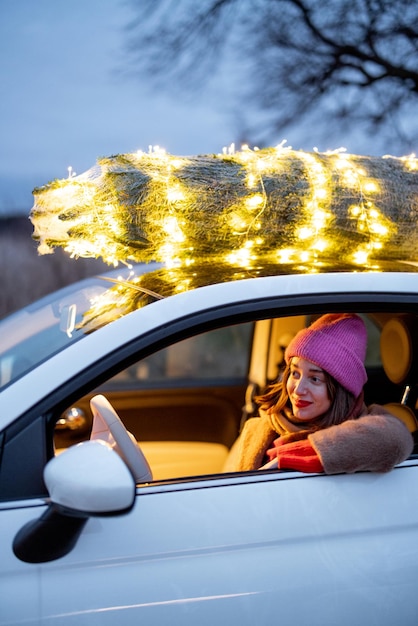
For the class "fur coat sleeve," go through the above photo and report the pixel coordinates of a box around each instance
[309,405,414,474]
[224,405,414,474]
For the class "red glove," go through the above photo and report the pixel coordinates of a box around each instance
[267,439,324,473]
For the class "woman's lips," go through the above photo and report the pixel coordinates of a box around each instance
[294,399,312,408]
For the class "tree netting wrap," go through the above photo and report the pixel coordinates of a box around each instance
[30,146,418,269]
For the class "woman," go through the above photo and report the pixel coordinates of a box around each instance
[226,313,414,474]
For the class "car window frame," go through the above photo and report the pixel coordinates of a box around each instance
[2,289,418,502]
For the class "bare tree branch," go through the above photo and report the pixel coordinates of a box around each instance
[122,0,418,150]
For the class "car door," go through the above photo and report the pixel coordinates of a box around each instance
[1,502,44,625]
[4,462,418,626]
[3,275,418,625]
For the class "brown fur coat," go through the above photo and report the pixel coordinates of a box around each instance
[224,405,414,474]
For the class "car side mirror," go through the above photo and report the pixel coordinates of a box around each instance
[45,439,136,513]
[13,440,136,563]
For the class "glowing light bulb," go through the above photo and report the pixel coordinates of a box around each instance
[313,238,328,252]
[277,248,295,263]
[298,227,313,240]
[246,174,257,189]
[370,222,388,236]
[349,205,361,216]
[226,247,253,267]
[163,216,185,242]
[353,250,369,265]
[364,181,379,193]
[405,154,417,170]
[166,186,185,203]
[312,209,330,228]
[245,194,264,209]
[314,188,328,200]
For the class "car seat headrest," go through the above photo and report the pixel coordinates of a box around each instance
[380,318,413,385]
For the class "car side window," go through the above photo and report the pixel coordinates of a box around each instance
[362,315,382,367]
[55,322,254,479]
[54,313,384,481]
[107,322,254,386]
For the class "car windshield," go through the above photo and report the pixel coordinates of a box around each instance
[0,264,163,390]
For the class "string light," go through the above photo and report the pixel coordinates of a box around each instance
[31,145,418,275]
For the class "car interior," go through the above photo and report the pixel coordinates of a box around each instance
[54,312,418,482]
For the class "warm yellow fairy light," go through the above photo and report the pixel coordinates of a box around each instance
[158,243,180,268]
[64,236,120,267]
[166,186,185,202]
[295,152,333,264]
[102,204,123,236]
[163,216,185,242]
[314,188,328,200]
[275,139,291,153]
[363,181,379,193]
[311,209,331,229]
[256,159,268,172]
[170,159,184,169]
[332,152,349,167]
[342,170,359,186]
[298,226,313,240]
[369,221,388,236]
[404,154,417,170]
[149,145,167,157]
[333,154,370,194]
[174,283,189,293]
[31,144,416,281]
[349,205,361,216]
[246,173,257,188]
[245,194,265,209]
[277,248,297,263]
[90,290,122,309]
[222,143,236,155]
[226,247,253,267]
[312,238,328,252]
[229,212,250,233]
[353,249,370,265]
[65,241,94,259]
[238,148,252,163]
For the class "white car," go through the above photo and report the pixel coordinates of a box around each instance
[1,261,418,625]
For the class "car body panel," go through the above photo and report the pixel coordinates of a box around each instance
[2,463,418,625]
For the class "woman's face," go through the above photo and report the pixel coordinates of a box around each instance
[286,357,332,421]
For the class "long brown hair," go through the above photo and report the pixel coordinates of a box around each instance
[257,360,361,440]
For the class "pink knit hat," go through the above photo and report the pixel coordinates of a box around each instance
[285,313,367,397]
